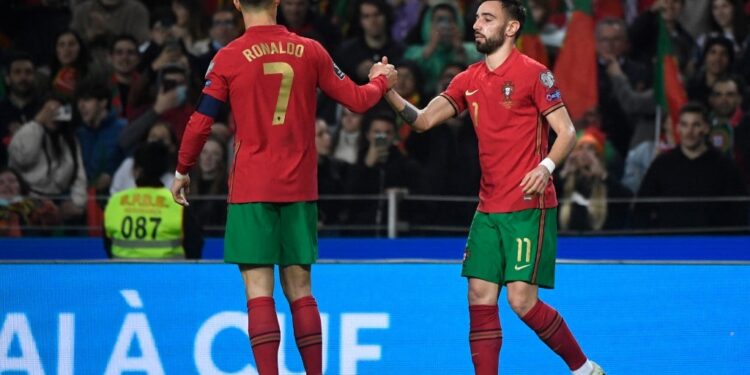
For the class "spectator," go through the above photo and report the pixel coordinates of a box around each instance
[393,60,425,150]
[278,0,341,52]
[75,79,127,194]
[194,8,241,75]
[8,97,87,222]
[170,0,208,56]
[686,36,735,106]
[48,30,89,99]
[404,2,483,94]
[695,0,748,54]
[629,0,695,74]
[557,129,632,231]
[331,106,365,166]
[635,102,747,229]
[707,76,744,156]
[335,0,405,84]
[71,0,150,44]
[596,17,652,159]
[110,121,176,195]
[316,118,345,228]
[0,53,41,151]
[188,136,227,236]
[389,0,423,42]
[108,34,141,118]
[348,111,420,228]
[104,141,203,259]
[120,64,194,150]
[0,167,60,237]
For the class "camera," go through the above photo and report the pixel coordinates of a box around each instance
[374,132,389,148]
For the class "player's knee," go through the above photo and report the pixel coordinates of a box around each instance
[281,278,311,302]
[507,293,536,316]
[468,283,495,305]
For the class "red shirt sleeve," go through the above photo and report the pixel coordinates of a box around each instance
[439,70,469,116]
[176,54,229,174]
[312,41,388,113]
[532,68,565,116]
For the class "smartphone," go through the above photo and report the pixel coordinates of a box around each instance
[54,104,72,122]
[374,132,389,148]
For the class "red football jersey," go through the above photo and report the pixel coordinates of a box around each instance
[177,25,388,203]
[441,49,564,213]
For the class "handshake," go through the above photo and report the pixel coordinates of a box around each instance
[367,56,398,89]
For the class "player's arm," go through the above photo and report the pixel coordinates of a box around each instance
[314,43,391,113]
[171,57,229,206]
[520,106,576,195]
[383,88,457,133]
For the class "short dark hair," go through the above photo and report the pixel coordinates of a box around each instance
[6,51,35,71]
[238,0,274,8]
[711,75,746,98]
[702,36,735,66]
[134,142,170,187]
[110,34,139,54]
[75,78,111,102]
[483,0,526,39]
[679,102,710,123]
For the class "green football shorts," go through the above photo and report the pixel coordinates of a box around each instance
[224,202,318,265]
[461,208,557,289]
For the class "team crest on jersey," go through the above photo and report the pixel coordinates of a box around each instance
[502,81,514,108]
[540,71,555,89]
[333,62,346,80]
[205,61,215,79]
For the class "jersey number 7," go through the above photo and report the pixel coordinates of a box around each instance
[263,62,294,126]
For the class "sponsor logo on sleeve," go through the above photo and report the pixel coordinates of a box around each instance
[333,62,346,80]
[204,80,212,88]
[540,71,555,89]
[546,90,561,102]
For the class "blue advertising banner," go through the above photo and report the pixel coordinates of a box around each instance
[1,264,748,374]
[2,236,750,261]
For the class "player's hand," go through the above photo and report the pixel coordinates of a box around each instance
[369,56,396,86]
[520,165,551,197]
[170,174,191,207]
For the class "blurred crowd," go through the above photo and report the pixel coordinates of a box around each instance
[0,0,749,237]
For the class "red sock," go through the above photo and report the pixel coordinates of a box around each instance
[291,296,322,375]
[521,300,586,370]
[469,304,502,375]
[247,297,280,375]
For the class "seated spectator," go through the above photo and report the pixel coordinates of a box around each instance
[389,0,423,42]
[0,53,42,152]
[686,36,735,106]
[189,136,227,236]
[0,168,60,237]
[393,60,425,151]
[635,102,748,229]
[316,118,345,228]
[278,0,341,52]
[8,97,87,222]
[348,111,420,227]
[71,0,150,44]
[707,76,744,156]
[171,0,208,56]
[47,30,89,99]
[194,8,241,76]
[75,79,127,194]
[557,129,632,231]
[104,142,203,259]
[108,35,141,118]
[335,0,405,84]
[629,0,694,74]
[110,121,176,194]
[120,64,194,150]
[694,0,747,55]
[404,2,482,94]
[331,106,365,166]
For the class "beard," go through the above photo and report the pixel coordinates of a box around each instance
[475,24,507,54]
